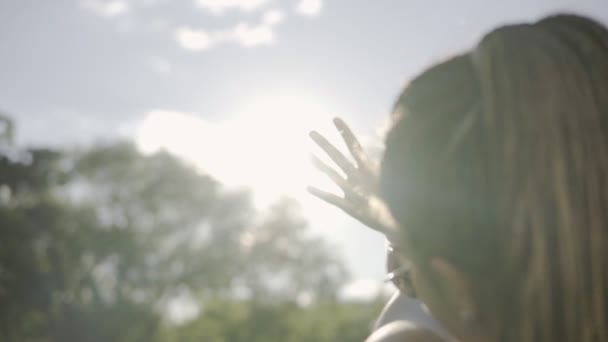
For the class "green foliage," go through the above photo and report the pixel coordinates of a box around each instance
[164,299,385,342]
[0,122,381,341]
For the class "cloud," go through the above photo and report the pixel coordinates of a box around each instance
[175,9,284,51]
[296,0,323,16]
[195,0,270,15]
[263,9,285,26]
[175,27,214,51]
[233,22,275,47]
[82,0,130,17]
[147,56,173,75]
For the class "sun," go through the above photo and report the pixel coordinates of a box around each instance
[136,92,340,208]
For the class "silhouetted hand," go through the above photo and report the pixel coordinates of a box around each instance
[309,119,419,297]
[308,118,399,240]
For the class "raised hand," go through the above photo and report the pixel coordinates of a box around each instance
[308,118,399,240]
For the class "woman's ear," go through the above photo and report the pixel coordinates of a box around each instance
[429,258,477,330]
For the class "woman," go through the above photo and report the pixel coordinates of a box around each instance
[310,14,608,341]
[309,119,451,341]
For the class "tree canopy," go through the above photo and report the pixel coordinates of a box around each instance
[0,117,384,341]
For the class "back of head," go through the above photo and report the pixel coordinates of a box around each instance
[379,14,608,341]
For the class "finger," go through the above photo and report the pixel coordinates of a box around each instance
[309,131,357,177]
[311,155,350,191]
[307,186,351,211]
[308,187,375,228]
[309,187,397,237]
[333,118,370,169]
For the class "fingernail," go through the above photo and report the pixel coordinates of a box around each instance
[333,118,346,131]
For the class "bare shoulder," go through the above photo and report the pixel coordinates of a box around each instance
[366,321,446,342]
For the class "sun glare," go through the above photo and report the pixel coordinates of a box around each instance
[136,93,340,208]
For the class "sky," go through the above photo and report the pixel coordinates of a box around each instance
[1,0,608,300]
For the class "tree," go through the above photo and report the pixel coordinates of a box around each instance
[164,299,385,342]
[0,119,380,342]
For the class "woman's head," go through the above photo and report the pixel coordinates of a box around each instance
[379,14,608,342]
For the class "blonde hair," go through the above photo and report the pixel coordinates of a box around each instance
[379,14,608,341]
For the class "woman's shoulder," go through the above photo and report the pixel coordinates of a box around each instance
[375,292,450,338]
[366,320,446,342]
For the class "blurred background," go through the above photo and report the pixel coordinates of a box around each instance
[1,0,606,341]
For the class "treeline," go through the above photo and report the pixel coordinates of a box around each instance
[0,117,383,341]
